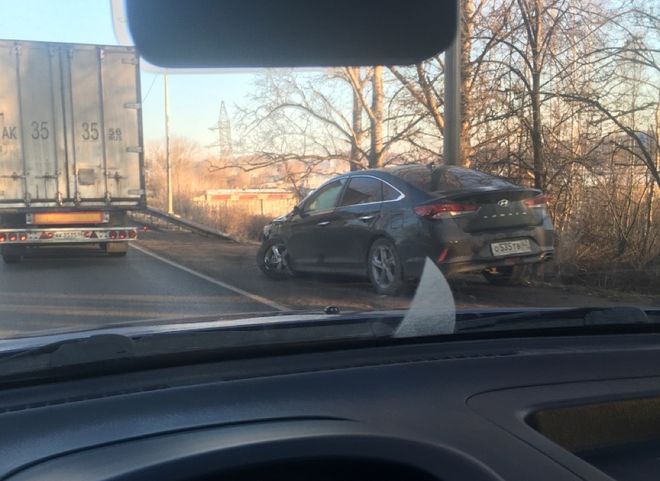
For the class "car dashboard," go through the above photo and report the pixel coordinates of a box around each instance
[2,332,660,481]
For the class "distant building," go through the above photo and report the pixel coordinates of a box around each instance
[300,172,336,189]
[194,188,297,217]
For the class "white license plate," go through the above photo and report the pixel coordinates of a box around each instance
[53,231,85,240]
[491,239,532,256]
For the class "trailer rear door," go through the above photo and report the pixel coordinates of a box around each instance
[0,40,144,209]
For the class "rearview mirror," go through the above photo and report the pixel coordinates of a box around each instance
[124,0,458,68]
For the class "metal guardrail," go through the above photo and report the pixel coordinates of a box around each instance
[130,207,238,242]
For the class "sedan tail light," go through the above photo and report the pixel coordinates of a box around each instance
[414,202,478,220]
[524,194,547,208]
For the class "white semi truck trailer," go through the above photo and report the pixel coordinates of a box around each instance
[0,40,145,263]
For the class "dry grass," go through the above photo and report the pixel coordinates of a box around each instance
[172,195,271,242]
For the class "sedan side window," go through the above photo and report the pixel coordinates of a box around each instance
[382,182,401,201]
[339,177,383,207]
[304,180,346,214]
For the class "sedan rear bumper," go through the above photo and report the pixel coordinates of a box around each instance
[403,249,554,279]
[400,218,555,280]
[441,249,554,275]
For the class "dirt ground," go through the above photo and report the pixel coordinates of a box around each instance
[134,226,659,312]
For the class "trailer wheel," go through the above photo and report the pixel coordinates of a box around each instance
[1,246,23,264]
[2,254,21,264]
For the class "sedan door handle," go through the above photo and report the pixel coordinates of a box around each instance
[317,221,330,226]
[358,215,375,221]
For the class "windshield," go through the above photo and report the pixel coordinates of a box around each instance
[0,0,657,349]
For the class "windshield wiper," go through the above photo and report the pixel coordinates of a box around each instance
[455,306,656,332]
[0,312,405,382]
[1,307,657,384]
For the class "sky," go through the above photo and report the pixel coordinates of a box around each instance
[0,0,258,151]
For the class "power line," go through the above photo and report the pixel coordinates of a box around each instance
[141,74,158,103]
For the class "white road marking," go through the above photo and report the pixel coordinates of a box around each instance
[130,244,287,311]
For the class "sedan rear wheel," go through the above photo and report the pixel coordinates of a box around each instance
[257,238,294,280]
[368,238,403,296]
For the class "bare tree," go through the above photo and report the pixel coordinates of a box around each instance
[145,136,202,207]
[222,68,425,190]
[345,66,368,170]
[388,0,513,166]
[369,66,385,167]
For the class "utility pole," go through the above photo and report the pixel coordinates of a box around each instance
[164,71,173,214]
[443,0,462,166]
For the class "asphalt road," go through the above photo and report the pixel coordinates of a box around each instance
[0,245,277,338]
[0,227,657,338]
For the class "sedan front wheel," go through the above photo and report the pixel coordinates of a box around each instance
[257,238,294,280]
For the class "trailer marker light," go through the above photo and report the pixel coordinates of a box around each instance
[8,233,17,242]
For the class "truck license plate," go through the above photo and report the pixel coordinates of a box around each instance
[491,239,532,256]
[53,231,85,240]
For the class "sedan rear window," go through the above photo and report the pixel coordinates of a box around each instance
[394,166,515,192]
[449,167,516,189]
[394,167,432,192]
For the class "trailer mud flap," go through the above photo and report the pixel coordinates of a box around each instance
[105,242,128,254]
